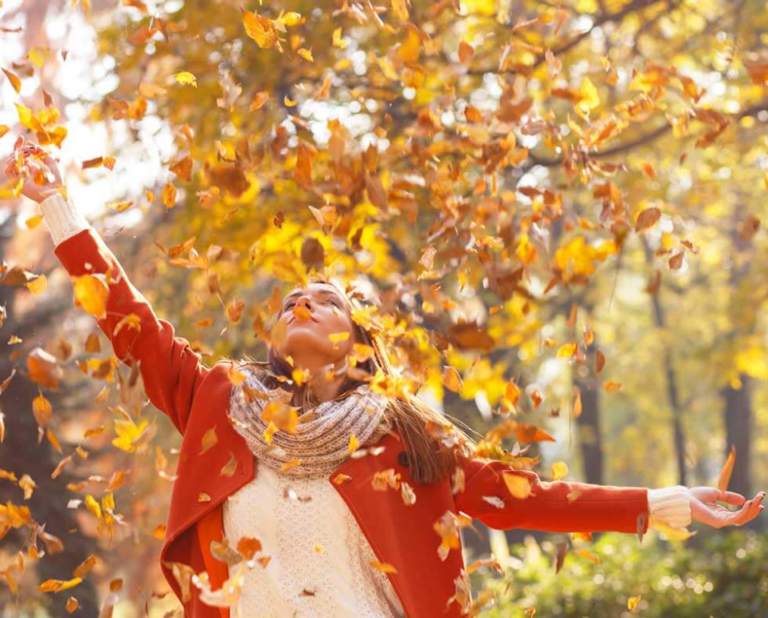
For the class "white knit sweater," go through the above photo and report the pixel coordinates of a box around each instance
[223,459,405,617]
[41,193,693,614]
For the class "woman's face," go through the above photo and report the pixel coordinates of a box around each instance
[271,282,357,370]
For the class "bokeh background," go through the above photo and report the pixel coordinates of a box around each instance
[0,0,766,616]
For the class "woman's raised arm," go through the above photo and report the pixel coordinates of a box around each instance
[4,142,210,435]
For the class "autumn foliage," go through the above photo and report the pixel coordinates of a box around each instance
[0,0,766,615]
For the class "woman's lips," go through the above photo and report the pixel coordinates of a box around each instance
[288,315,318,325]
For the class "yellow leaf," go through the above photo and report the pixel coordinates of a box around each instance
[15,103,36,131]
[332,28,347,49]
[557,342,578,358]
[113,313,141,337]
[297,48,314,62]
[112,417,149,453]
[243,9,278,49]
[328,332,350,343]
[26,274,47,296]
[502,472,532,499]
[72,274,109,320]
[281,459,302,472]
[370,560,398,574]
[280,12,303,26]
[551,461,568,481]
[349,434,359,454]
[628,595,641,611]
[392,0,410,20]
[577,77,600,113]
[649,517,692,540]
[38,577,83,593]
[263,420,277,444]
[25,214,44,232]
[28,47,51,69]
[84,495,102,519]
[174,71,197,87]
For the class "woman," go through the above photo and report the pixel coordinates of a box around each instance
[3,141,764,617]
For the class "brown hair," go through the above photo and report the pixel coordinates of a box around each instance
[237,275,479,485]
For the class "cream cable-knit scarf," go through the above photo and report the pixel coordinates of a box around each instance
[228,364,394,479]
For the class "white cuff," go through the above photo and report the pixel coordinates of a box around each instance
[39,193,92,246]
[648,485,692,529]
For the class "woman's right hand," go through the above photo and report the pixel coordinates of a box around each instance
[2,139,65,204]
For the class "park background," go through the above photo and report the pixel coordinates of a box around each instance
[0,0,766,616]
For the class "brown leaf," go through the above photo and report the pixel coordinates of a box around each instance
[634,207,661,233]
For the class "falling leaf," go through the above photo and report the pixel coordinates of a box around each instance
[39,577,83,593]
[2,68,21,93]
[332,27,347,49]
[370,560,398,574]
[502,472,532,499]
[250,91,269,110]
[243,9,279,49]
[32,393,53,430]
[551,461,568,481]
[72,275,109,319]
[458,41,474,64]
[173,71,197,87]
[635,207,661,233]
[220,452,238,477]
[718,445,736,493]
[200,426,218,454]
[443,366,463,393]
[577,77,600,113]
[237,536,262,559]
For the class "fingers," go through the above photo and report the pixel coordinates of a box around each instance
[729,492,764,527]
[717,490,746,506]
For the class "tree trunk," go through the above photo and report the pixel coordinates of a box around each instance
[722,376,753,499]
[574,358,604,485]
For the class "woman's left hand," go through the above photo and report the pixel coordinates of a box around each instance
[690,487,765,528]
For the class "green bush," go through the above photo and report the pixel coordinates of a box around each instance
[472,529,768,617]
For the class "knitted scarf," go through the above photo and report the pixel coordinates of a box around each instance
[227,364,394,479]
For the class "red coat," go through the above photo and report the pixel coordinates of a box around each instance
[54,228,651,617]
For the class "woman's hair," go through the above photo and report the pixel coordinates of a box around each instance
[236,275,480,484]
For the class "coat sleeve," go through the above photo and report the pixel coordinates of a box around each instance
[53,226,210,436]
[454,457,650,535]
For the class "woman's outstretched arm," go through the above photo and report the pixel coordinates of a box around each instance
[454,458,650,534]
[454,457,765,534]
[4,142,210,436]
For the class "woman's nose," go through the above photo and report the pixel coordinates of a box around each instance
[296,296,313,310]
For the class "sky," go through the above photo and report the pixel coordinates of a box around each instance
[0,0,179,230]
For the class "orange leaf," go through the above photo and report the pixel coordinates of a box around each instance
[718,445,736,493]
